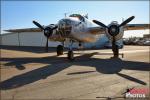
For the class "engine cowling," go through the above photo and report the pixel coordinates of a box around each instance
[105,21,124,41]
[44,27,53,37]
[43,24,57,38]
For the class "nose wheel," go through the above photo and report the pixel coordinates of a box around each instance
[57,45,64,56]
[67,40,74,61]
[68,50,74,60]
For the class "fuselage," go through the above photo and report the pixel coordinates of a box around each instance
[49,14,102,42]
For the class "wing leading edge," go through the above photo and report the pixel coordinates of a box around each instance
[4,24,149,34]
[125,24,150,31]
[4,28,42,33]
[88,24,149,35]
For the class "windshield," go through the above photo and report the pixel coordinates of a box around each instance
[69,14,85,22]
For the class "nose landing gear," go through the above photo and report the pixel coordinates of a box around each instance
[67,40,74,61]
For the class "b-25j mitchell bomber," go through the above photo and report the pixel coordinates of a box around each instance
[5,14,150,60]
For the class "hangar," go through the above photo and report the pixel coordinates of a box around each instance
[1,32,60,47]
[1,31,116,48]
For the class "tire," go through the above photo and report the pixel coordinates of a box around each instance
[67,50,74,60]
[57,45,63,56]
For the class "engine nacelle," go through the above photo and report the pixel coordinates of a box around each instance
[105,21,124,41]
[44,24,57,38]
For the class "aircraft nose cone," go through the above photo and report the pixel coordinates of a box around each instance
[58,19,72,28]
[58,19,72,36]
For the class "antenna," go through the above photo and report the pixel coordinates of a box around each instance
[64,13,67,18]
[122,17,124,22]
[85,13,88,19]
[64,12,72,18]
[64,12,70,18]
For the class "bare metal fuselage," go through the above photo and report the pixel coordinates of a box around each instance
[49,16,102,43]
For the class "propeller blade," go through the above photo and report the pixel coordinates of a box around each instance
[33,21,44,30]
[119,16,135,27]
[52,26,58,30]
[93,20,108,28]
[45,37,48,52]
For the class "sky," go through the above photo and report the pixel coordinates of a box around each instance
[1,1,149,38]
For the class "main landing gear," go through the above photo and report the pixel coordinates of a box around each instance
[57,40,66,56]
[112,37,119,58]
[68,50,74,60]
[57,45,63,56]
[112,44,119,58]
[56,40,74,61]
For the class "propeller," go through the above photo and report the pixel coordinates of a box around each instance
[93,16,135,57]
[33,21,57,52]
[119,16,135,27]
[33,21,44,30]
[93,20,108,28]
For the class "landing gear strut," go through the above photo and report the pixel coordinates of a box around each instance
[67,40,74,60]
[57,45,63,56]
[112,44,119,58]
[68,50,74,60]
[112,37,119,58]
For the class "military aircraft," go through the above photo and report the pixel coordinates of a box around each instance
[5,14,150,60]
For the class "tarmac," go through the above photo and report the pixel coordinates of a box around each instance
[0,45,150,99]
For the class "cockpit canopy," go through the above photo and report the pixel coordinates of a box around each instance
[69,14,85,22]
[69,14,82,17]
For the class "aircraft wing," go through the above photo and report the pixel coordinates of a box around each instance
[88,24,149,35]
[4,28,42,33]
[124,24,150,31]
[88,27,105,34]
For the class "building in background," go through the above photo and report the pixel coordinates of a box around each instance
[1,32,123,48]
[143,34,150,38]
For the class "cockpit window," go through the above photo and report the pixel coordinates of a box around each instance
[69,14,81,17]
[65,20,71,25]
[69,14,85,22]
